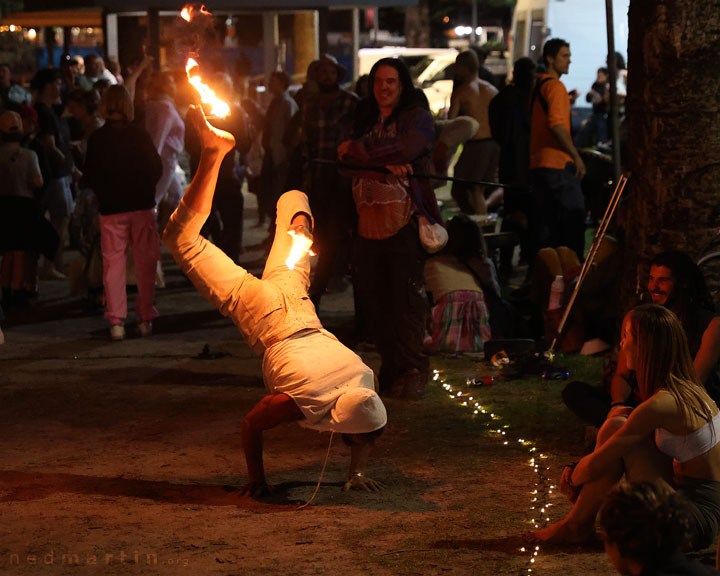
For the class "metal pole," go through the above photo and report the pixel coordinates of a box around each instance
[373,7,380,46]
[471,0,478,45]
[352,8,360,82]
[547,176,628,356]
[605,0,621,182]
[317,7,329,55]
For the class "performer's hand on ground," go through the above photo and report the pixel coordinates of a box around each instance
[186,104,235,157]
[236,480,275,498]
[386,163,413,177]
[343,473,385,492]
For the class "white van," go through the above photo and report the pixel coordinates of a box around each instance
[509,0,629,107]
[357,47,458,77]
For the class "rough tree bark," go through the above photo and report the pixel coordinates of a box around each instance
[618,0,720,310]
[404,0,430,47]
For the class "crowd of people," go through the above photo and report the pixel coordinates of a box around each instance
[0,40,623,356]
[2,41,720,572]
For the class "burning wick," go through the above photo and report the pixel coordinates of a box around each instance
[180,5,230,118]
[185,58,230,118]
[180,4,211,22]
[285,230,315,270]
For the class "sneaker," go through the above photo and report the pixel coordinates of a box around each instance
[137,321,152,337]
[41,263,67,280]
[110,324,125,341]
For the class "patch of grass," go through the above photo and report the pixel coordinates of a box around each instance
[429,352,605,453]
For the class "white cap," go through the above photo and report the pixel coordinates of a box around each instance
[328,388,387,434]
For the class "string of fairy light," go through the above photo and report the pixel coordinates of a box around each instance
[433,369,556,575]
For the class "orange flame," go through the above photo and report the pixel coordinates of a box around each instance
[185,57,230,118]
[285,230,315,270]
[180,4,211,22]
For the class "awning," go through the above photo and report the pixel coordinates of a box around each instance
[2,8,104,28]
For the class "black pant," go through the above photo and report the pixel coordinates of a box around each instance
[561,381,612,428]
[353,221,429,390]
[529,164,586,262]
[202,176,244,264]
[308,166,355,303]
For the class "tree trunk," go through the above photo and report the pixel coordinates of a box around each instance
[618,0,720,311]
[404,0,430,48]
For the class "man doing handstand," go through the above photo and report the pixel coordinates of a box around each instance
[163,106,387,497]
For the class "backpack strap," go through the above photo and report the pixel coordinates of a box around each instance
[531,76,553,116]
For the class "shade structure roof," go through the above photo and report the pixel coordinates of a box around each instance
[2,8,104,27]
[15,0,416,12]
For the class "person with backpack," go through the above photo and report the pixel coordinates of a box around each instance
[528,38,587,263]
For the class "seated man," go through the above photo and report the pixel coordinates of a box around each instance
[564,250,720,428]
[163,105,387,497]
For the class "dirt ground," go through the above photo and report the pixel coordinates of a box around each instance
[0,200,620,576]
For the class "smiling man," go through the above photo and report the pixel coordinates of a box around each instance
[645,252,720,394]
[563,250,720,428]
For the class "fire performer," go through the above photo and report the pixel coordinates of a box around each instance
[163,105,387,497]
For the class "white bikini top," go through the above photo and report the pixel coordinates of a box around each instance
[655,410,720,463]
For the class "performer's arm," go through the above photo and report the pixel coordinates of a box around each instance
[239,393,303,497]
[343,434,385,492]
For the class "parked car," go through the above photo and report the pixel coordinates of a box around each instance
[413,53,457,117]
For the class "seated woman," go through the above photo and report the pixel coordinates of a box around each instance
[423,214,497,354]
[530,304,720,551]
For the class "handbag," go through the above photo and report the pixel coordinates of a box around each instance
[418,215,448,254]
[409,177,447,253]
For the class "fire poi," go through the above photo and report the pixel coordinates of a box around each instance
[180,4,230,118]
[184,57,230,118]
[285,229,315,270]
[179,4,314,269]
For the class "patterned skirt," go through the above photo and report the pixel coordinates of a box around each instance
[425,290,492,354]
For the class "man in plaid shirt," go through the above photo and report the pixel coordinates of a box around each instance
[300,54,359,309]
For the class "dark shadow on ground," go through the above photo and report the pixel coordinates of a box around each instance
[0,470,438,513]
[151,308,230,335]
[4,296,95,327]
[0,470,296,511]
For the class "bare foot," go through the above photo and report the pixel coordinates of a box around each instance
[523,520,596,545]
[187,104,235,157]
[230,480,275,499]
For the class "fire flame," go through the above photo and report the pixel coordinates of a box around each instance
[180,4,211,22]
[285,230,315,270]
[185,57,230,118]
